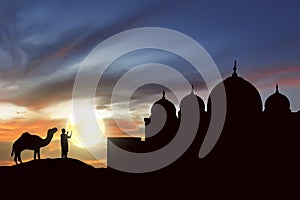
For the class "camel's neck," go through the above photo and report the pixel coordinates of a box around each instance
[41,133,53,147]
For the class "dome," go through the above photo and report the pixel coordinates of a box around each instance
[265,84,291,114]
[207,61,262,116]
[180,85,205,112]
[152,90,176,117]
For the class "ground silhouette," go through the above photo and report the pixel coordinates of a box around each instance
[11,127,58,164]
[0,158,98,178]
[0,158,105,196]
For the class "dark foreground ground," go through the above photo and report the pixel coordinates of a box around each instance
[0,158,298,199]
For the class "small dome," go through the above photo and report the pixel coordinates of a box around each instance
[180,85,205,112]
[265,84,291,114]
[152,90,176,117]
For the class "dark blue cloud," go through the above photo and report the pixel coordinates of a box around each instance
[0,0,300,110]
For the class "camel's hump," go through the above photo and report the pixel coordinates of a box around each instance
[21,132,31,137]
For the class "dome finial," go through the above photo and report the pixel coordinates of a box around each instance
[191,84,194,94]
[232,60,238,77]
[162,89,165,99]
[276,84,279,93]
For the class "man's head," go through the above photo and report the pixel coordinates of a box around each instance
[62,128,66,133]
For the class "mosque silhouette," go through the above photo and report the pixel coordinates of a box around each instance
[107,61,299,176]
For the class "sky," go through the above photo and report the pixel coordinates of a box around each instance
[0,0,300,168]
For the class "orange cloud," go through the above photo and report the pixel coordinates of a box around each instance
[0,118,66,142]
[104,118,144,138]
[84,159,107,168]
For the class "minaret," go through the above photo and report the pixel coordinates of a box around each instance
[275,84,279,93]
[232,60,238,77]
[162,89,166,99]
[191,84,195,94]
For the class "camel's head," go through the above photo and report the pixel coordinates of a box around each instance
[48,127,58,135]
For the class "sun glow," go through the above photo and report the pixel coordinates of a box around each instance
[66,114,106,148]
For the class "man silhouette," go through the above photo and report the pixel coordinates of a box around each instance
[60,128,72,158]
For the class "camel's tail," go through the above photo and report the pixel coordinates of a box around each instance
[11,145,14,157]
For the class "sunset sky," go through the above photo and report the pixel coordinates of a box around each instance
[0,0,300,168]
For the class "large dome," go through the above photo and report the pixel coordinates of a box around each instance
[208,61,262,116]
[152,90,176,117]
[265,84,290,114]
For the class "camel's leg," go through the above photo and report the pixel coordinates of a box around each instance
[34,150,37,160]
[14,154,18,165]
[37,149,40,159]
[17,153,22,164]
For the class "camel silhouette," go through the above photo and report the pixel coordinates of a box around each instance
[11,127,58,164]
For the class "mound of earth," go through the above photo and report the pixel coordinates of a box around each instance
[0,158,102,179]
